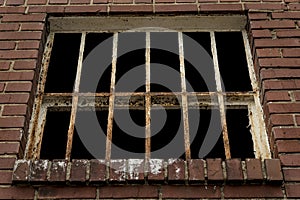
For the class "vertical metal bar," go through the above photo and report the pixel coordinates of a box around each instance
[25,33,55,159]
[210,31,231,159]
[178,32,191,160]
[65,33,86,160]
[145,32,151,162]
[105,33,118,162]
[242,30,271,159]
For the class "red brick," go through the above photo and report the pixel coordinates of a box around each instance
[177,0,195,2]
[224,185,283,198]
[276,140,300,153]
[273,127,300,139]
[109,159,126,182]
[286,184,300,198]
[30,160,49,182]
[0,117,25,128]
[113,0,133,3]
[93,0,108,3]
[260,69,300,80]
[2,105,27,116]
[70,159,88,183]
[1,14,46,22]
[0,71,34,81]
[226,159,243,182]
[0,130,22,141]
[161,185,221,199]
[0,186,35,199]
[252,30,272,38]
[270,114,294,126]
[245,159,263,182]
[167,159,185,182]
[0,31,42,40]
[264,159,283,182]
[49,160,67,182]
[282,48,300,57]
[28,6,66,13]
[6,0,25,5]
[99,185,158,198]
[27,0,47,4]
[259,58,300,67]
[109,4,152,12]
[0,61,11,70]
[0,41,16,50]
[17,41,40,50]
[64,5,108,13]
[13,60,37,70]
[264,91,290,102]
[263,79,300,90]
[188,159,205,183]
[70,0,90,3]
[135,0,152,3]
[147,159,165,182]
[267,102,300,113]
[251,20,295,29]
[21,23,45,31]
[0,23,20,31]
[0,7,26,14]
[255,38,300,47]
[273,12,300,19]
[0,143,20,154]
[198,0,218,2]
[155,4,197,12]
[0,171,13,184]
[127,159,144,182]
[89,159,106,182]
[0,157,16,169]
[280,154,300,166]
[244,3,286,10]
[256,48,281,58]
[283,168,300,181]
[248,13,269,20]
[5,82,32,92]
[0,93,29,103]
[12,160,30,182]
[199,4,242,12]
[0,50,39,59]
[295,91,300,100]
[38,186,96,199]
[277,29,300,38]
[289,3,300,10]
[206,158,224,182]
[297,115,300,125]
[49,0,68,4]
[0,83,4,92]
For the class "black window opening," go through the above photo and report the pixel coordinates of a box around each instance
[34,30,263,161]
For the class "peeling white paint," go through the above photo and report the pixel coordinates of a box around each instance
[150,159,163,175]
[128,159,143,180]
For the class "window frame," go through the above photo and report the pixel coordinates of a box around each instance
[25,15,271,161]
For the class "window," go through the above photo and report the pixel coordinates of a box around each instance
[25,16,271,161]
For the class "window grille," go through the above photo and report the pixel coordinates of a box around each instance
[25,16,271,161]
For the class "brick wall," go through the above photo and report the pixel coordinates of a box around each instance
[0,0,299,199]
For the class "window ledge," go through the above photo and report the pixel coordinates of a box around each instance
[12,158,283,185]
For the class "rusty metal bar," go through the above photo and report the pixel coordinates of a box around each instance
[25,33,55,159]
[105,33,118,161]
[145,32,151,162]
[242,30,271,159]
[178,32,191,160]
[210,31,231,159]
[65,32,86,161]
